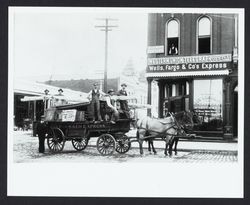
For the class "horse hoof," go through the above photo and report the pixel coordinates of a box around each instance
[153,151,157,155]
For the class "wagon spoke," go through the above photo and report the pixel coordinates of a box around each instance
[50,142,55,150]
[99,146,105,152]
[103,148,107,155]
[53,144,57,151]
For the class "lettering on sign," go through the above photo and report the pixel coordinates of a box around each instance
[147,54,232,66]
[146,54,232,73]
[67,123,107,129]
[147,62,230,72]
[87,124,106,129]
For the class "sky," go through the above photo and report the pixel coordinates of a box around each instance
[11,8,148,82]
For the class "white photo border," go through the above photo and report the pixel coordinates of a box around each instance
[8,7,244,198]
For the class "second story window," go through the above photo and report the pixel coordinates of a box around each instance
[198,16,211,54]
[166,19,179,55]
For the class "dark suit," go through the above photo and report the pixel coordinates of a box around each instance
[37,122,47,153]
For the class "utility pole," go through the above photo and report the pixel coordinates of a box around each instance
[95,18,118,93]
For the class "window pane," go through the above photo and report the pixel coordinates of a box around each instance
[172,84,176,96]
[168,38,179,55]
[186,81,189,95]
[167,20,179,38]
[193,79,223,131]
[198,17,211,36]
[198,37,210,53]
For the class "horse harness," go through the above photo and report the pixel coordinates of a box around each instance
[137,117,179,139]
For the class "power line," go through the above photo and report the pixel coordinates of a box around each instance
[95,18,118,93]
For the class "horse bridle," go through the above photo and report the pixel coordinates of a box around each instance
[169,112,187,137]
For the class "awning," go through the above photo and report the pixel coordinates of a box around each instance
[145,70,229,78]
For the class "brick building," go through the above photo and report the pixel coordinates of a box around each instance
[146,13,238,139]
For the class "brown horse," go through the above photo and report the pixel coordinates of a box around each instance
[168,111,195,154]
[136,115,179,155]
[160,111,201,154]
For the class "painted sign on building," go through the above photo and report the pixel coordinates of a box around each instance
[147,54,232,73]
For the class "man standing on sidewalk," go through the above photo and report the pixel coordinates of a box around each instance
[36,117,47,153]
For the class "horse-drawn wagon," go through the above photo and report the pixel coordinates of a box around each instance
[23,93,198,156]
[42,99,134,155]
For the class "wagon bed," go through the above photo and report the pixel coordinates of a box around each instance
[44,100,133,155]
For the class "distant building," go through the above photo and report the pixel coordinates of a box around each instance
[118,59,147,105]
[14,79,87,127]
[146,13,238,138]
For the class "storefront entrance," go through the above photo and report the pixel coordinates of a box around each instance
[159,79,190,117]
[157,78,224,136]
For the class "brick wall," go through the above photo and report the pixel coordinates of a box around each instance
[148,13,236,56]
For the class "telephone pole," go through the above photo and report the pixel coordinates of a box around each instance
[95,18,118,93]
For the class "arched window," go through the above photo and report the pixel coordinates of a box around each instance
[166,19,179,55]
[197,16,211,54]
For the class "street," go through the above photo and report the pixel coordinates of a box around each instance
[13,130,238,163]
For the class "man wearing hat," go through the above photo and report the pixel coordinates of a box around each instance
[106,89,119,123]
[87,82,105,121]
[118,83,129,118]
[43,89,50,110]
[53,88,66,106]
[57,88,63,95]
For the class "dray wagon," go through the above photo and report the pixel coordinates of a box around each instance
[43,101,134,155]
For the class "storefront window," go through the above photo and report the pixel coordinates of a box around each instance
[172,84,176,96]
[193,79,223,131]
[186,81,189,95]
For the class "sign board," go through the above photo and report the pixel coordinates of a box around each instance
[147,54,232,73]
[147,45,164,54]
[61,109,77,122]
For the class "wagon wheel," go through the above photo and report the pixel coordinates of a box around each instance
[96,134,116,156]
[115,134,131,154]
[72,131,89,151]
[47,128,65,152]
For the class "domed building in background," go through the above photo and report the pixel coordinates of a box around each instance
[118,58,147,105]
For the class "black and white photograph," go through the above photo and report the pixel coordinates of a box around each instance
[8,7,244,198]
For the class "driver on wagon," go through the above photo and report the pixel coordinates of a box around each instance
[106,89,119,123]
[87,82,106,122]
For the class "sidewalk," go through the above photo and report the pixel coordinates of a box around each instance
[125,129,238,152]
[148,140,237,152]
[87,134,238,153]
